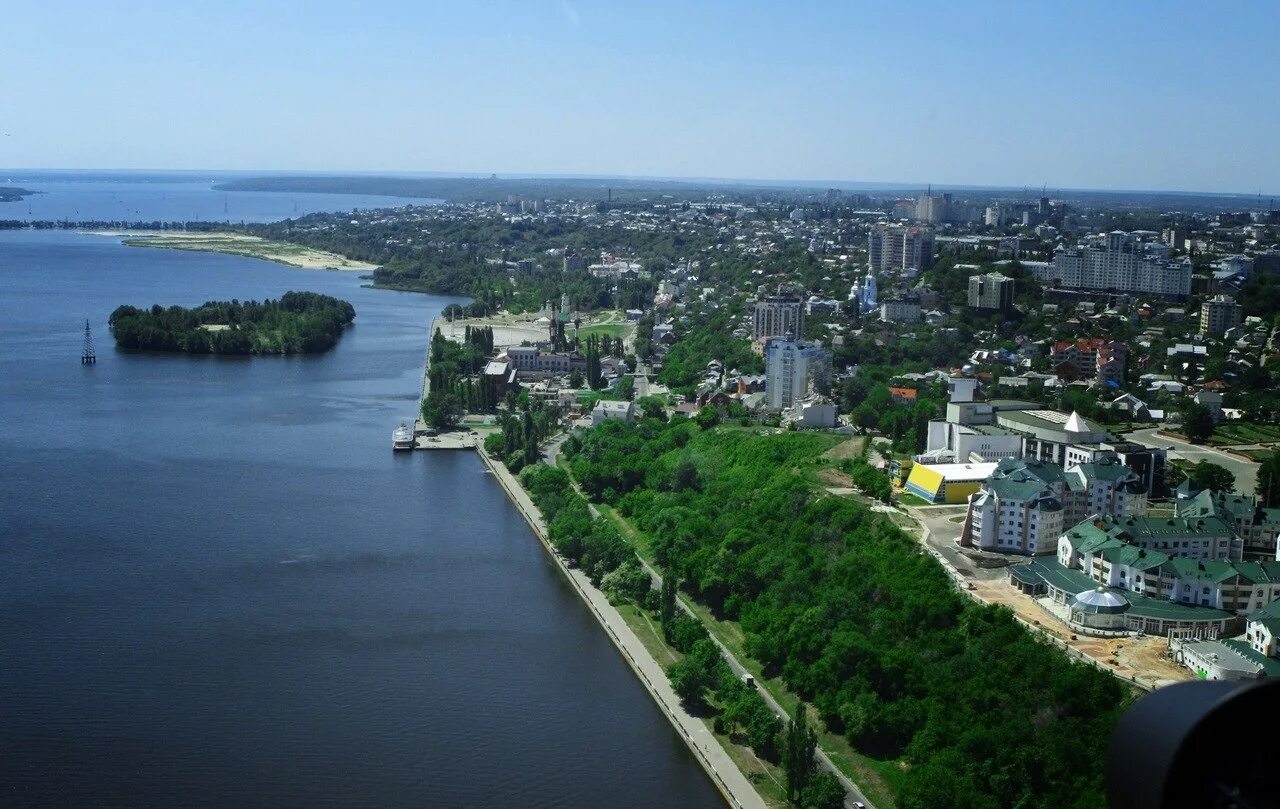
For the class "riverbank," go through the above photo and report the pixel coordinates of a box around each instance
[477,445,768,809]
[90,231,378,271]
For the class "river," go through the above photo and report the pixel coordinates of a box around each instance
[0,215,723,806]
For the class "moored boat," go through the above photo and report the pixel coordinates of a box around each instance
[392,422,414,451]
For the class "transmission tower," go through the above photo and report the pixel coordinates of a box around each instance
[81,319,96,365]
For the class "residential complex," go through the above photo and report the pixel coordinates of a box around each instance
[764,335,830,409]
[966,272,1015,313]
[752,285,805,340]
[1032,231,1193,296]
[964,455,1147,555]
[867,225,934,273]
[1199,294,1242,335]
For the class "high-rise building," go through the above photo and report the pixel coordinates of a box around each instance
[967,272,1015,312]
[914,191,953,223]
[765,336,830,409]
[1032,231,1192,296]
[752,286,805,341]
[1200,294,1242,336]
[867,226,934,273]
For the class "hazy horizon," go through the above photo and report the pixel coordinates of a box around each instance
[4,167,1276,202]
[3,1,1279,195]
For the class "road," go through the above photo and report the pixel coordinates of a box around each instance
[1123,427,1261,494]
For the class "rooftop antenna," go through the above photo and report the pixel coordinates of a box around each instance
[81,320,96,365]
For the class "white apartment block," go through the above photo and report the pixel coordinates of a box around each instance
[964,455,1146,556]
[1032,231,1192,296]
[765,337,830,410]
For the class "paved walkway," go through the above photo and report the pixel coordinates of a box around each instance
[478,447,768,809]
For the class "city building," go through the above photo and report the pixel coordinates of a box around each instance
[764,335,830,409]
[752,285,805,341]
[994,409,1110,465]
[1008,559,1236,637]
[966,272,1015,313]
[1033,231,1192,296]
[903,462,998,504]
[590,400,635,427]
[868,226,935,273]
[1050,339,1126,383]
[963,455,1146,555]
[1178,490,1280,560]
[1200,294,1242,336]
[914,191,952,224]
[879,299,922,324]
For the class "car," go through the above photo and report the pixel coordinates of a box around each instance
[853,802,865,809]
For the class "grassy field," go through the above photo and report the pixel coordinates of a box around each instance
[577,323,628,338]
[1208,421,1280,446]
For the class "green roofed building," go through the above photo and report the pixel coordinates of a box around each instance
[1009,558,1235,636]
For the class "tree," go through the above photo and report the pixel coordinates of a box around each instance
[1187,461,1236,494]
[783,702,817,801]
[1181,402,1215,444]
[421,390,462,429]
[798,772,845,809]
[660,570,678,640]
[1258,454,1280,507]
[568,368,584,389]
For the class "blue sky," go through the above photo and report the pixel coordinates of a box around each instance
[1,1,1276,193]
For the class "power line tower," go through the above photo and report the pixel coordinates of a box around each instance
[81,319,96,365]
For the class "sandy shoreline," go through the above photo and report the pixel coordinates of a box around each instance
[85,230,379,271]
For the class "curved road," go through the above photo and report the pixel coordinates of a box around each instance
[1123,427,1261,493]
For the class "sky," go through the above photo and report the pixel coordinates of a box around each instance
[1,1,1277,194]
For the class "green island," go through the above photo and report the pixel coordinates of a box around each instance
[499,414,1127,809]
[109,291,356,355]
[0,186,35,203]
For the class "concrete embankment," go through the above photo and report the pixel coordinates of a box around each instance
[476,446,767,809]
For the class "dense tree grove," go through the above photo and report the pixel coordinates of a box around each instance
[482,395,560,472]
[108,292,355,355]
[517,461,794,798]
[420,327,499,427]
[556,416,1129,808]
[657,304,764,395]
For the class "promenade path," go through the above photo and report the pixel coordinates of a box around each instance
[479,447,769,809]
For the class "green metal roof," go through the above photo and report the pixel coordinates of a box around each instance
[1247,601,1280,634]
[1009,559,1234,622]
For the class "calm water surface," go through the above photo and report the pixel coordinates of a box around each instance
[0,172,421,223]
[0,229,723,808]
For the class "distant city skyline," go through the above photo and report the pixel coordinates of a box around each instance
[2,1,1278,195]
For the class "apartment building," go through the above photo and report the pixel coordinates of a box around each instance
[1032,231,1192,296]
[868,226,935,273]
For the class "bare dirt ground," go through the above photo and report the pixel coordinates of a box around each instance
[970,578,1190,688]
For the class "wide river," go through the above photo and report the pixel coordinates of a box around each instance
[0,195,723,807]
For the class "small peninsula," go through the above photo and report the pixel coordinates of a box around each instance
[0,186,35,203]
[109,291,356,355]
[113,232,378,271]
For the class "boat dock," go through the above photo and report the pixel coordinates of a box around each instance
[411,419,478,451]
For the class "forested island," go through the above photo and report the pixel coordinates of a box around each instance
[109,291,355,355]
[0,186,35,203]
